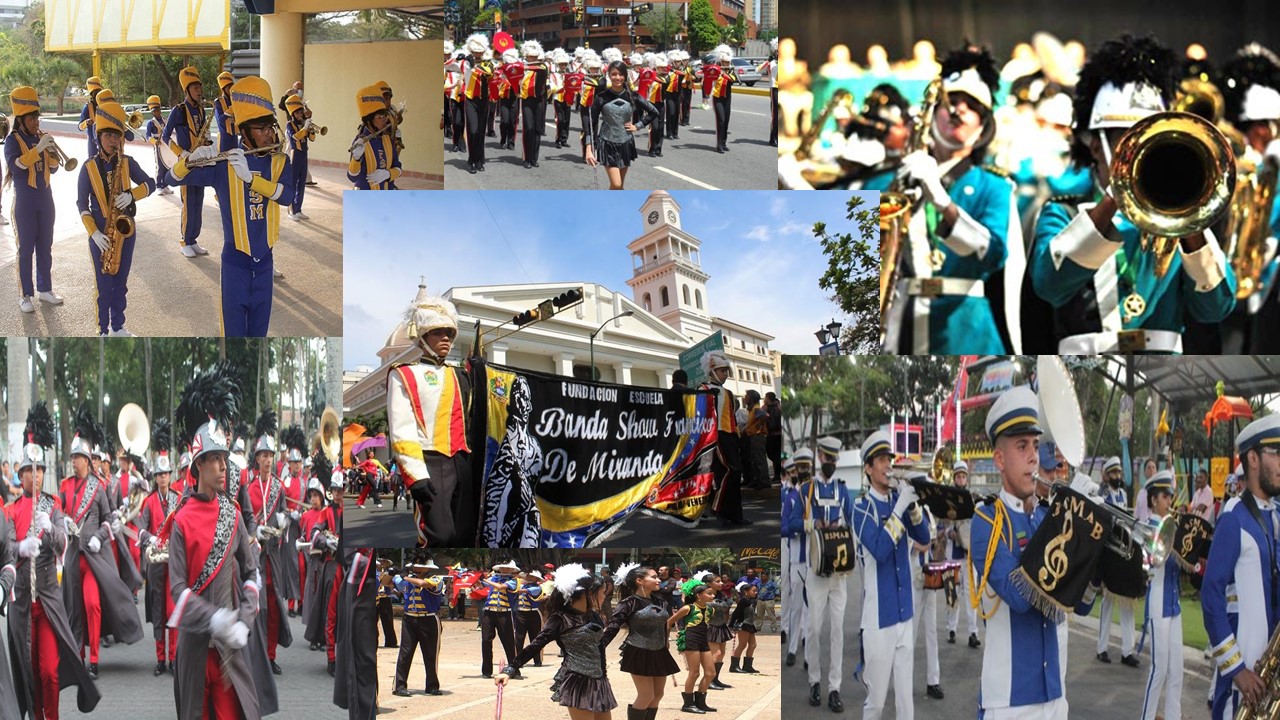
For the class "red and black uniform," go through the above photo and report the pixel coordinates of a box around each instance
[462,54,494,169]
[663,69,683,140]
[137,487,181,665]
[519,60,549,167]
[640,69,665,156]
[245,470,294,662]
[705,66,738,153]
[578,76,601,157]
[300,504,339,662]
[498,63,522,151]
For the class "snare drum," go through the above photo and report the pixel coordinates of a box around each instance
[923,561,961,590]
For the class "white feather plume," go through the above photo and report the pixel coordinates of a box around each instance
[613,562,640,587]
[553,563,591,600]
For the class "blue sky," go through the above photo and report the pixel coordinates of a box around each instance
[342,190,878,370]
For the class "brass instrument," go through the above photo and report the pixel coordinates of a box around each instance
[315,408,341,463]
[1237,620,1280,720]
[103,149,135,276]
[306,122,329,141]
[295,529,338,556]
[1174,77,1247,157]
[259,524,284,539]
[185,143,282,168]
[880,78,943,345]
[1109,111,1237,279]
[347,124,392,154]
[1222,156,1278,299]
[39,131,79,171]
[146,541,169,564]
[126,111,145,130]
[791,89,852,188]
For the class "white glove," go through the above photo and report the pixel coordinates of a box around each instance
[802,518,815,534]
[35,134,55,152]
[33,511,51,534]
[146,535,159,548]
[255,525,268,541]
[186,144,219,164]
[289,510,301,521]
[87,536,102,554]
[367,168,391,186]
[110,518,123,537]
[18,537,41,558]
[113,191,134,210]
[225,148,251,184]
[1264,138,1280,165]
[893,482,920,518]
[304,119,314,131]
[210,607,238,643]
[1069,473,1101,498]
[275,511,286,528]
[900,150,952,210]
[225,620,250,650]
[350,139,367,161]
[64,516,76,535]
[91,230,110,252]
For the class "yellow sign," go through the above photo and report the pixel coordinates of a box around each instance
[45,0,229,54]
[1211,456,1230,499]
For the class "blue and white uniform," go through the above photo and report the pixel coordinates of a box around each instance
[1140,507,1182,720]
[909,503,940,690]
[780,456,809,661]
[945,462,980,641]
[1096,485,1136,661]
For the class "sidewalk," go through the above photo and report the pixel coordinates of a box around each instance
[1,133,342,336]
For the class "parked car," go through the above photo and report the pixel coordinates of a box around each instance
[731,58,762,86]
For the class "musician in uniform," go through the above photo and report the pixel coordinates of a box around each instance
[347,84,401,190]
[781,436,855,712]
[244,411,293,675]
[706,45,738,153]
[1139,470,1183,720]
[514,570,545,664]
[945,460,981,648]
[284,94,313,220]
[550,49,574,149]
[444,41,466,153]
[375,80,405,152]
[1030,34,1237,354]
[279,429,307,618]
[1096,455,1139,667]
[517,41,549,169]
[299,465,340,671]
[77,76,104,157]
[495,49,520,152]
[852,434,929,719]
[143,95,174,196]
[386,290,474,546]
[168,75,296,337]
[699,351,750,526]
[461,33,494,174]
[764,38,779,147]
[578,51,604,157]
[77,98,156,338]
[678,51,696,127]
[163,66,212,259]
[214,71,239,153]
[478,562,521,678]
[6,86,66,315]
[780,451,809,667]
[392,559,446,697]
[644,54,668,158]
[333,509,377,720]
[663,51,685,141]
[137,433,180,676]
[906,473,944,700]
[867,46,1019,354]
[1203,414,1280,720]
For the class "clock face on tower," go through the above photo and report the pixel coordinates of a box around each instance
[667,210,677,223]
[648,211,659,225]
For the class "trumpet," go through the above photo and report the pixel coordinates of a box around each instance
[259,524,284,539]
[306,121,329,141]
[146,541,169,565]
[186,143,282,168]
[127,111,145,130]
[38,131,78,171]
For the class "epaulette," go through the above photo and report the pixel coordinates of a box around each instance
[981,164,1011,178]
[1047,194,1088,206]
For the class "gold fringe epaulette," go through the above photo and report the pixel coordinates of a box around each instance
[982,164,1011,178]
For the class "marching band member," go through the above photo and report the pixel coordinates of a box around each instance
[706,45,738,153]
[167,368,274,720]
[444,41,466,153]
[376,80,406,151]
[644,54,668,158]
[6,86,66,315]
[495,564,618,718]
[730,580,761,675]
[77,76,104,157]
[663,51,684,140]
[1203,413,1280,720]
[869,45,1019,354]
[461,33,494,174]
[77,98,156,338]
[284,94,313,220]
[137,431,180,676]
[698,351,750,525]
[386,290,474,546]
[944,460,981,649]
[485,50,502,140]
[518,41,549,169]
[907,477,943,700]
[1096,455,1139,667]
[514,571,544,663]
[244,411,293,675]
[300,462,340,672]
[1139,470,1183,720]
[279,428,308,618]
[497,48,521,152]
[602,564,680,720]
[214,71,239,153]
[550,49,573,149]
[163,66,212,259]
[348,84,401,190]
[578,51,604,156]
[1030,34,1237,354]
[780,451,809,667]
[6,404,102,719]
[679,52,696,127]
[705,572,735,691]
[479,561,521,679]
[143,95,174,195]
[853,434,929,720]
[325,466,349,679]
[764,38,779,147]
[391,559,445,697]
[332,492,377,720]
[168,75,296,337]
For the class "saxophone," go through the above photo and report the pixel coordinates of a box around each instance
[102,148,134,276]
[1236,620,1280,720]
[1222,155,1278,300]
[786,89,854,188]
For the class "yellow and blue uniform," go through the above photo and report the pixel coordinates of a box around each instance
[346,126,401,190]
[168,142,294,336]
[144,114,169,190]
[480,573,519,677]
[163,95,208,247]
[394,574,445,693]
[214,93,238,153]
[76,149,155,334]
[78,100,99,157]
[286,114,309,213]
[5,88,59,299]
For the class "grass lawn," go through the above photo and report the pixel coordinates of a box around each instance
[1088,590,1208,651]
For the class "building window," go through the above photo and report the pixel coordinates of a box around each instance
[695,289,703,309]
[661,287,669,307]
[643,293,652,312]
[682,284,690,305]
[740,340,747,349]
[573,364,601,381]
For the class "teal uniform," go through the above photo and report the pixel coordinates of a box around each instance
[865,162,1015,354]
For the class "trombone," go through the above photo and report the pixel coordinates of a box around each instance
[38,131,78,171]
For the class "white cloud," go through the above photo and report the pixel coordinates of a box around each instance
[744,225,771,242]
[769,196,788,219]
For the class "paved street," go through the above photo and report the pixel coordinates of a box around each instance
[0,588,342,718]
[782,571,1216,719]
[343,492,421,547]
[0,121,342,337]
[443,90,775,190]
[375,612,782,720]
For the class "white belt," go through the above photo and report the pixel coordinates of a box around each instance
[902,277,984,298]
[1058,329,1183,354]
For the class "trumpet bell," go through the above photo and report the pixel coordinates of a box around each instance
[62,157,79,171]
[317,407,341,463]
[127,111,145,129]
[318,126,328,136]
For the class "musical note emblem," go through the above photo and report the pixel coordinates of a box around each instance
[1039,511,1074,592]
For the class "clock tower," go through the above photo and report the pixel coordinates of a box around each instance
[626,191,712,339]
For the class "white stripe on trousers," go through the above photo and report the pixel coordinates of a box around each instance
[787,555,809,655]
[912,581,940,686]
[859,619,915,720]
[803,567,847,692]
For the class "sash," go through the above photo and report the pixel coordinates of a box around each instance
[191,495,239,595]
[72,474,102,524]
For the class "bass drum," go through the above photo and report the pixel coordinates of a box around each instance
[809,526,855,577]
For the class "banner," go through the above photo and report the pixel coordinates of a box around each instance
[475,361,719,548]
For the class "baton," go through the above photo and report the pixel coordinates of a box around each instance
[495,656,505,719]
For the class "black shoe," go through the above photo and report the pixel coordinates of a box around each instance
[88,663,99,679]
[828,690,843,713]
[393,688,411,697]
[656,150,663,157]
[721,518,753,526]
[478,164,485,172]
[287,609,296,618]
[154,661,166,676]
[926,684,944,699]
[1121,654,1140,668]
[482,673,493,679]
[306,180,319,186]
[468,164,477,174]
[1097,651,1112,664]
[785,652,796,666]
[310,641,320,651]
[509,670,523,680]
[271,661,283,675]
[486,131,496,137]
[531,161,539,168]
[168,662,176,676]
[948,630,956,644]
[533,660,542,667]
[722,145,730,152]
[524,161,532,168]
[328,661,336,677]
[716,147,724,154]
[384,643,398,648]
[102,637,113,648]
[681,692,705,714]
[808,684,821,707]
[968,633,981,648]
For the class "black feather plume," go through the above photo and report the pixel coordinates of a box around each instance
[74,403,100,446]
[311,449,333,488]
[234,421,251,443]
[1071,34,1176,168]
[151,417,172,454]
[254,409,278,441]
[1221,44,1280,125]
[24,401,55,448]
[940,44,1000,97]
[280,425,307,454]
[96,419,114,457]
[176,363,241,444]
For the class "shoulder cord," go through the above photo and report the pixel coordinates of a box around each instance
[968,501,1011,620]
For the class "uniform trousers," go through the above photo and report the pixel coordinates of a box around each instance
[946,561,980,637]
[88,234,135,334]
[179,185,204,244]
[221,253,274,337]
[860,619,915,720]
[785,547,808,656]
[1096,593,1136,657]
[982,698,1068,719]
[31,601,61,720]
[802,567,847,692]
[480,610,518,676]
[395,613,441,693]
[79,555,103,663]
[1140,614,1183,720]
[14,190,55,297]
[464,98,488,166]
[912,578,940,687]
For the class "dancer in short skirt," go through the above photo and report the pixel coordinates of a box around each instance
[602,564,680,720]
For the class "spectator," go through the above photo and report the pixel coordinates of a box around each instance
[737,567,762,589]
[1190,470,1216,524]
[672,368,688,388]
[765,392,783,484]
[757,571,780,631]
[1135,457,1157,522]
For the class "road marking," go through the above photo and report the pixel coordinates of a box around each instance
[739,681,783,719]
[654,166,720,190]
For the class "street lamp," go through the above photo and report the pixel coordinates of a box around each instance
[826,318,843,339]
[814,327,831,345]
[590,310,635,380]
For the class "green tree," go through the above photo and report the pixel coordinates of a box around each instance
[685,0,719,54]
[814,195,881,354]
[719,12,746,46]
[638,5,683,50]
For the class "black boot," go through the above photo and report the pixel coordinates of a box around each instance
[729,657,742,673]
[828,690,843,713]
[645,708,658,720]
[87,663,99,679]
[695,692,716,712]
[926,684,945,699]
[271,661,283,675]
[154,661,166,676]
[709,661,731,689]
[808,683,821,706]
[785,652,796,666]
[743,657,759,673]
[627,705,644,720]
[681,692,704,714]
